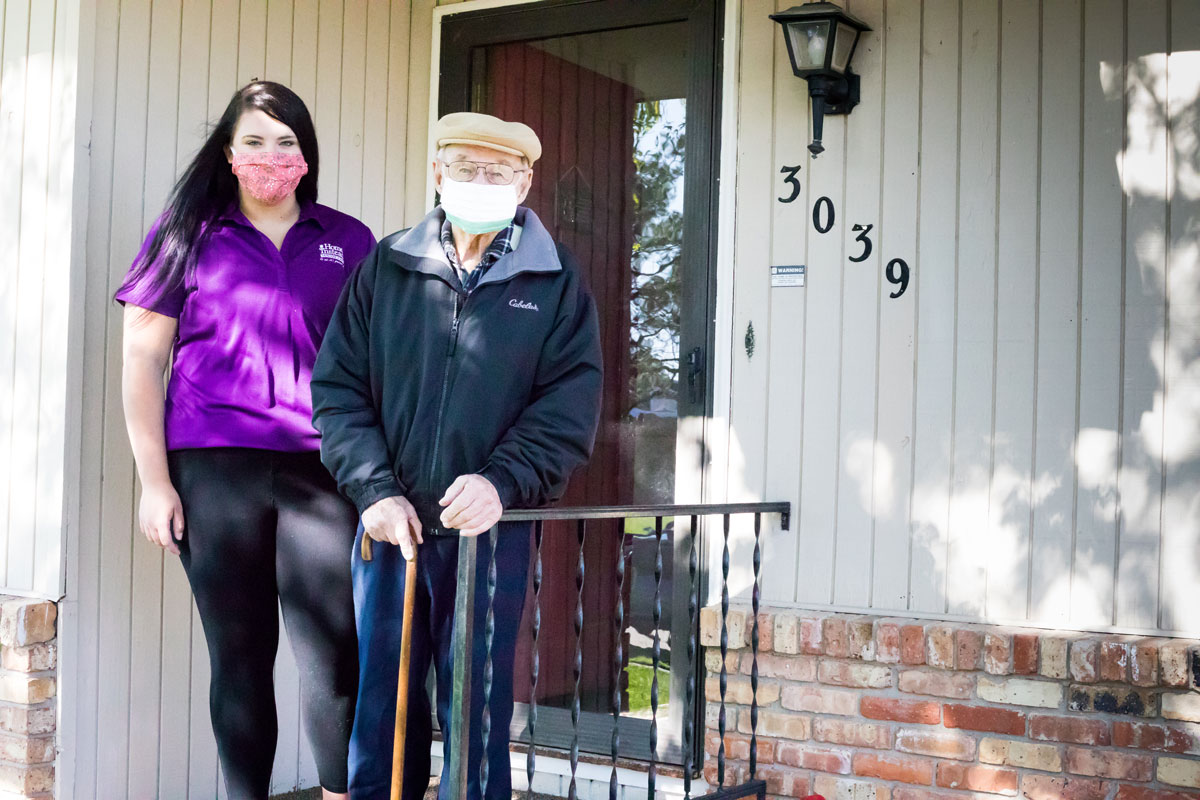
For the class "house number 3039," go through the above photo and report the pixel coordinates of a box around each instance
[778,165,912,299]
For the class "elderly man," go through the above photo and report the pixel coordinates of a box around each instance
[312,112,602,799]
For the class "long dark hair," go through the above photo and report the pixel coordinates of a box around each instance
[116,81,319,301]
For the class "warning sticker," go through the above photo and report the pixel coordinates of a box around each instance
[771,265,806,288]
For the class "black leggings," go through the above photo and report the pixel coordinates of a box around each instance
[169,448,359,799]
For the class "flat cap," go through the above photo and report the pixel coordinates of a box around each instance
[434,112,542,164]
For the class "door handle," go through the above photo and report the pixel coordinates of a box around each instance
[686,347,704,405]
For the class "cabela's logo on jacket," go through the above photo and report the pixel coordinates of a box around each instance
[508,299,539,311]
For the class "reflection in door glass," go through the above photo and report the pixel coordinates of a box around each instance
[625,97,685,718]
[629,98,685,506]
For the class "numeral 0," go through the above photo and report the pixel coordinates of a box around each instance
[813,196,835,234]
[886,258,910,299]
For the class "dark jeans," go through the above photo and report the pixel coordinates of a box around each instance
[348,524,530,800]
[169,447,359,799]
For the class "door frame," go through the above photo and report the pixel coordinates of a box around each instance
[432,0,727,767]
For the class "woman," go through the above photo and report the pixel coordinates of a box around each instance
[117,81,373,800]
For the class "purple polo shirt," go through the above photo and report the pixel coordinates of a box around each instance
[117,202,375,452]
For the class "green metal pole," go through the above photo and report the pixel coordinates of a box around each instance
[445,534,477,800]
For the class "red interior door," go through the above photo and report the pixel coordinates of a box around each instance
[482,41,637,711]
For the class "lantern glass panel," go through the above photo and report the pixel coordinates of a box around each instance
[830,22,858,72]
[785,19,831,71]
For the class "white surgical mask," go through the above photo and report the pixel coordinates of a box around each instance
[438,176,518,234]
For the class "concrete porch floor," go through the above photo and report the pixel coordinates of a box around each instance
[268,743,682,799]
[271,776,524,799]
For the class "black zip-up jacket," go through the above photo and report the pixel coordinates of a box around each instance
[311,206,603,535]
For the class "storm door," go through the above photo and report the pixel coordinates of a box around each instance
[440,0,722,764]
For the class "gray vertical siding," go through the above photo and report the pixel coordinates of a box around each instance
[723,0,1200,637]
[0,0,81,599]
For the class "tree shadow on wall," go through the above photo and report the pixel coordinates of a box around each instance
[1110,51,1200,633]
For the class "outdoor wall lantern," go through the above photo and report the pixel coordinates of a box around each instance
[770,2,872,157]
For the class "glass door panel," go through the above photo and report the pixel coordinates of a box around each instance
[440,0,720,765]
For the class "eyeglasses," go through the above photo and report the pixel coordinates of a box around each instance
[441,159,528,186]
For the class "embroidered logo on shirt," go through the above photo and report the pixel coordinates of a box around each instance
[318,243,345,266]
[509,299,539,311]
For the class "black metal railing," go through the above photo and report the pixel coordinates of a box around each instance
[444,502,790,800]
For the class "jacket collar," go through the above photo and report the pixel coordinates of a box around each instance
[389,206,562,287]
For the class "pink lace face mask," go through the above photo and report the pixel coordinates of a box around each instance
[230,151,309,205]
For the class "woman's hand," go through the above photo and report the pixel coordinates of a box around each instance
[122,304,182,555]
[139,480,185,555]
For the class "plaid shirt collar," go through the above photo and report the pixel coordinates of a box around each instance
[439,217,516,292]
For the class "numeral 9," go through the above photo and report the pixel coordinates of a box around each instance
[886,258,910,299]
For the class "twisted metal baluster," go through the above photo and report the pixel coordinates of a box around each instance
[647,516,664,799]
[611,521,625,800]
[683,514,698,800]
[569,520,586,800]
[480,525,498,796]
[527,521,543,798]
[717,514,730,787]
[750,513,762,778]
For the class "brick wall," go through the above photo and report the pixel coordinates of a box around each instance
[0,598,56,799]
[700,606,1200,800]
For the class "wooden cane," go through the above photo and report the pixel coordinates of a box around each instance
[390,550,419,800]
